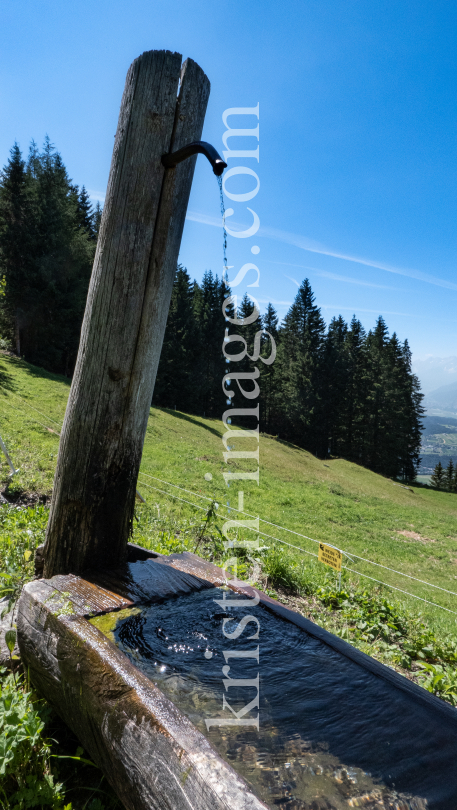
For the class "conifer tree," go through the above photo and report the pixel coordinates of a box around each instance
[431,461,444,490]
[338,316,368,461]
[0,143,35,354]
[75,186,95,238]
[193,270,230,417]
[92,201,103,239]
[154,265,197,412]
[274,279,325,450]
[363,316,389,472]
[320,315,348,457]
[443,458,455,492]
[259,303,279,432]
[222,292,263,428]
[0,137,95,373]
[150,273,424,480]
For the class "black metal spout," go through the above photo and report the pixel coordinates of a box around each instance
[161,141,227,176]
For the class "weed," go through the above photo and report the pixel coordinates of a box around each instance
[0,504,47,601]
[0,667,67,809]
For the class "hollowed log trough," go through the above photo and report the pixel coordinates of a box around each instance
[18,549,269,810]
[17,549,457,810]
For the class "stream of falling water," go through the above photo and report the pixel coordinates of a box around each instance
[218,175,229,282]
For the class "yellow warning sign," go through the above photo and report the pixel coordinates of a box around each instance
[318,543,342,572]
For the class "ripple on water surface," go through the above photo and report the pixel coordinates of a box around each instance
[92,587,457,809]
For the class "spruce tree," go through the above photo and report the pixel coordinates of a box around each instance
[363,316,389,473]
[0,143,36,355]
[339,316,368,461]
[431,461,444,490]
[192,270,230,417]
[76,186,95,238]
[154,265,197,412]
[259,303,279,433]
[92,201,103,239]
[375,333,413,479]
[274,279,325,450]
[320,315,348,458]
[443,459,455,492]
[0,137,95,373]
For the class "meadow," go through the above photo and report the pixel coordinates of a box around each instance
[1,349,457,691]
[2,350,457,807]
[2,350,457,626]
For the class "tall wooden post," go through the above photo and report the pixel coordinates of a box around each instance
[43,51,210,577]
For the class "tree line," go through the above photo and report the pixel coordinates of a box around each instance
[431,460,457,493]
[0,141,423,480]
[0,140,101,374]
[155,266,424,481]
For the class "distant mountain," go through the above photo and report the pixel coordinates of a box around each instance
[421,414,457,437]
[422,380,457,416]
[412,356,457,395]
[419,414,457,473]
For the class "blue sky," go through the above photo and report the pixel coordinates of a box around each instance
[2,0,457,366]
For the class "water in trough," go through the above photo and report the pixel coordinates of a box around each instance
[92,586,457,810]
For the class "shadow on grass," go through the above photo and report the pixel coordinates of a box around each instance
[0,358,16,392]
[157,408,223,439]
[0,351,71,387]
[21,360,72,387]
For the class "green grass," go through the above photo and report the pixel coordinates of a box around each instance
[0,353,67,496]
[2,348,457,800]
[2,350,457,632]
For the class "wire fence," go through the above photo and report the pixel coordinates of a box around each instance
[137,470,457,618]
[1,391,455,618]
[1,393,61,435]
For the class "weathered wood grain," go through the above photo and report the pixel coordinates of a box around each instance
[17,580,268,810]
[43,52,210,577]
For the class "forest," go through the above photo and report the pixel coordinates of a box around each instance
[0,141,423,481]
[0,139,101,374]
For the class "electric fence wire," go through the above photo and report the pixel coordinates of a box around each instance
[341,566,457,616]
[137,477,457,617]
[136,479,208,513]
[4,390,63,428]
[1,395,61,436]
[1,391,454,613]
[137,470,457,600]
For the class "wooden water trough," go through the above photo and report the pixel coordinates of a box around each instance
[18,548,457,810]
[18,549,268,810]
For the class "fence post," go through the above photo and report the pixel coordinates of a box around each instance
[0,434,18,476]
[43,51,210,577]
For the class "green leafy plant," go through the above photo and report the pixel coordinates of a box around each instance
[0,667,68,809]
[416,662,457,706]
[0,505,47,602]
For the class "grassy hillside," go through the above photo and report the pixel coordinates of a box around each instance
[1,350,457,631]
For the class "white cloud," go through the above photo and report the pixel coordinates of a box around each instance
[186,209,457,293]
[186,211,222,228]
[256,297,293,306]
[320,305,412,317]
[272,262,400,290]
[261,225,457,292]
[87,189,106,203]
[284,274,300,287]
